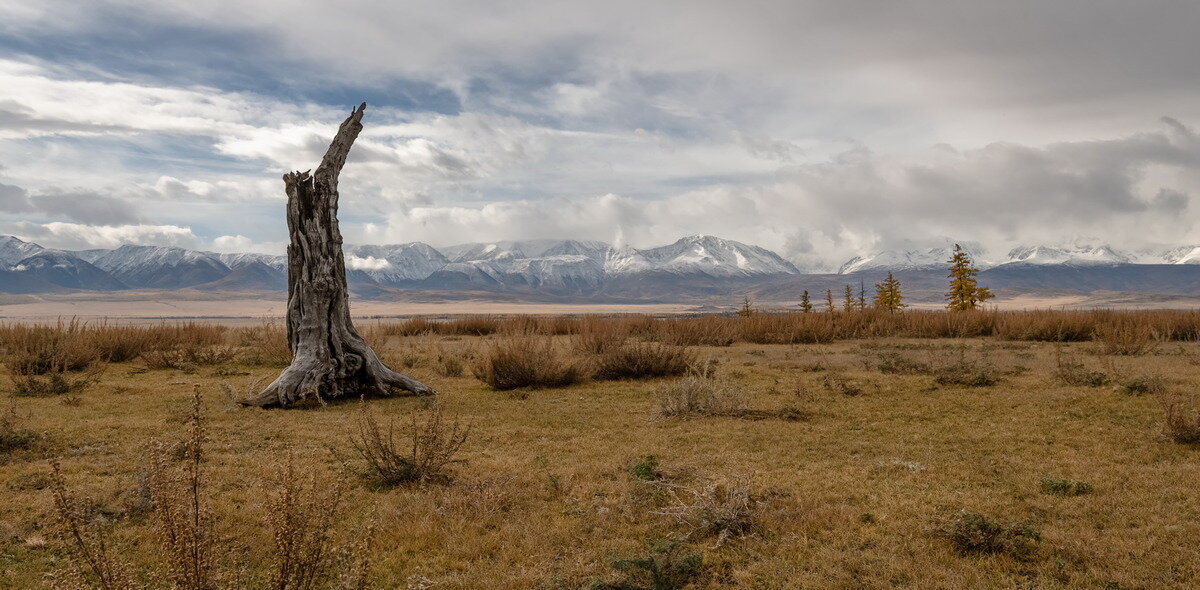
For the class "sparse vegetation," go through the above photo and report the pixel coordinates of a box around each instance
[347,403,469,489]
[591,538,704,590]
[0,402,40,455]
[1054,355,1110,387]
[938,509,1041,559]
[472,337,584,390]
[1117,374,1167,395]
[5,312,1200,586]
[1040,478,1094,496]
[592,342,695,381]
[656,372,748,418]
[1164,402,1200,444]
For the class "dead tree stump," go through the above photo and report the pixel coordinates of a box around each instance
[245,103,434,408]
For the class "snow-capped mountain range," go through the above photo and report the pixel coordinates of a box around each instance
[839,243,1200,274]
[0,234,800,295]
[2,233,1199,299]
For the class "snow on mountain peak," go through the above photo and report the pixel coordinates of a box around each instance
[1006,244,1132,266]
[0,235,46,267]
[608,235,798,277]
[838,246,973,274]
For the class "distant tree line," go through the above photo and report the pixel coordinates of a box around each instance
[742,243,993,314]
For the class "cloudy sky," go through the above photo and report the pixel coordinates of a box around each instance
[1,1,1198,269]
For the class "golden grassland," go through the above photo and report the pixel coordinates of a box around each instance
[2,311,1200,588]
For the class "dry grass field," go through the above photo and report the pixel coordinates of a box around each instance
[2,311,1200,589]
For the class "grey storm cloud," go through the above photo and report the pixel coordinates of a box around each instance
[0,180,142,225]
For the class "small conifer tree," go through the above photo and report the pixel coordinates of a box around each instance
[737,295,754,317]
[799,290,813,313]
[843,285,855,312]
[825,289,834,313]
[945,244,994,311]
[873,272,903,312]
[857,281,867,311]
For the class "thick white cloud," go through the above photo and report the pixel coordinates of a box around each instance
[345,255,391,271]
[0,222,201,250]
[0,1,1197,267]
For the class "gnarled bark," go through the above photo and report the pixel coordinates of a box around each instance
[245,103,433,408]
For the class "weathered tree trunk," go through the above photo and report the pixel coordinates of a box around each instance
[245,103,434,408]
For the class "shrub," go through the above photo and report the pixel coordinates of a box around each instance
[234,322,291,367]
[657,316,738,347]
[1054,357,1109,387]
[11,364,102,397]
[1040,478,1094,496]
[348,403,469,489]
[591,538,704,590]
[1164,402,1200,444]
[48,458,139,590]
[472,338,584,390]
[1,320,102,376]
[1118,375,1167,395]
[876,353,932,375]
[573,319,629,355]
[444,316,500,336]
[146,389,216,590]
[265,457,349,590]
[141,346,237,370]
[434,351,465,377]
[932,352,998,387]
[1094,322,1157,356]
[822,374,864,396]
[629,455,663,482]
[652,474,758,544]
[938,509,1042,559]
[0,403,39,454]
[593,342,695,381]
[657,373,748,418]
[993,310,1095,342]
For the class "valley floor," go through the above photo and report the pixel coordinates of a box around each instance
[3,333,1199,588]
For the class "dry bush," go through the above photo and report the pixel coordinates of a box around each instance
[595,538,705,590]
[383,318,438,336]
[657,371,748,418]
[657,316,738,346]
[1040,478,1094,496]
[265,458,348,590]
[821,373,864,397]
[1164,402,1200,444]
[347,403,469,489]
[12,363,103,398]
[1,402,40,455]
[472,337,584,390]
[443,316,500,336]
[931,349,998,387]
[1053,354,1109,387]
[593,342,695,381]
[84,323,159,363]
[875,352,933,375]
[147,389,216,590]
[1118,374,1167,395]
[739,314,837,345]
[1,320,102,376]
[994,310,1095,342]
[1094,321,1158,356]
[141,346,237,371]
[48,459,139,590]
[937,509,1041,560]
[433,348,465,377]
[572,318,629,355]
[651,474,758,546]
[235,322,292,367]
